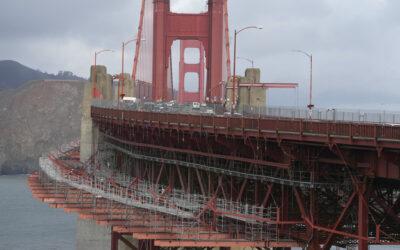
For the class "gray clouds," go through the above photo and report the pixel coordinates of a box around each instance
[0,1,137,38]
[0,0,139,77]
[0,0,399,109]
[229,0,400,109]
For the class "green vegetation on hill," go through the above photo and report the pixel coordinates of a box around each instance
[0,60,84,90]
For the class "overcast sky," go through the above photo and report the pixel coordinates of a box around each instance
[1,0,400,110]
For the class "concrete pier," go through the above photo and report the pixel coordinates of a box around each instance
[76,219,111,250]
[90,65,113,100]
[121,73,135,98]
[226,68,267,111]
[79,66,139,249]
[238,68,266,110]
[76,219,137,250]
[80,65,113,162]
[79,82,94,162]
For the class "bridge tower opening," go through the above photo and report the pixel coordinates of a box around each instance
[178,40,205,104]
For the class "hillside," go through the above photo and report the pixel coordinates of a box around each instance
[0,60,84,90]
[0,80,86,174]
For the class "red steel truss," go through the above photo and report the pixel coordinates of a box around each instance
[87,106,400,249]
[28,104,400,249]
[132,0,146,84]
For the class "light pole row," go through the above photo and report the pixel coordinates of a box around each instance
[232,27,315,115]
[93,38,143,100]
[92,49,114,98]
[94,33,315,113]
[237,57,254,68]
[120,38,141,99]
[232,25,263,113]
[292,50,314,115]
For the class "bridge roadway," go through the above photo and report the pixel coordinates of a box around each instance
[92,105,400,180]
[91,106,400,150]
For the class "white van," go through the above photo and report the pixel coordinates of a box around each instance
[122,97,138,103]
[192,102,201,109]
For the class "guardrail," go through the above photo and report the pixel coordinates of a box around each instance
[91,105,400,148]
[92,100,400,125]
[242,105,400,125]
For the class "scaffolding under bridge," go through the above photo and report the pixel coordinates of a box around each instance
[29,142,303,248]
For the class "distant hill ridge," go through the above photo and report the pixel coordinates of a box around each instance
[0,60,85,90]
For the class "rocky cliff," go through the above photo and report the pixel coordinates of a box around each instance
[0,80,86,174]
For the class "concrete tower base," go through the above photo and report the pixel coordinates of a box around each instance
[76,218,137,250]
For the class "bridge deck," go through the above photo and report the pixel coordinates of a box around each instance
[92,106,400,150]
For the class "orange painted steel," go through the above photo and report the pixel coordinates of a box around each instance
[132,232,231,240]
[103,134,290,169]
[29,172,299,248]
[28,143,400,249]
[153,239,302,248]
[131,0,145,83]
[89,106,400,249]
[223,0,231,81]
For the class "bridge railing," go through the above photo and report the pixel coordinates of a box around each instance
[242,105,400,125]
[92,100,400,125]
[91,100,400,145]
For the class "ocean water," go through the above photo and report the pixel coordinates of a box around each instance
[0,175,76,250]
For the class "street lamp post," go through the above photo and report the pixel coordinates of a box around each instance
[232,26,263,113]
[93,49,114,98]
[293,50,314,116]
[120,38,142,99]
[137,81,141,100]
[237,57,254,68]
[238,56,255,105]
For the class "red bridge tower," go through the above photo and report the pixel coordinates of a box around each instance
[152,0,225,101]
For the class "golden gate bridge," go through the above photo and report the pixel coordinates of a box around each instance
[29,1,400,249]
